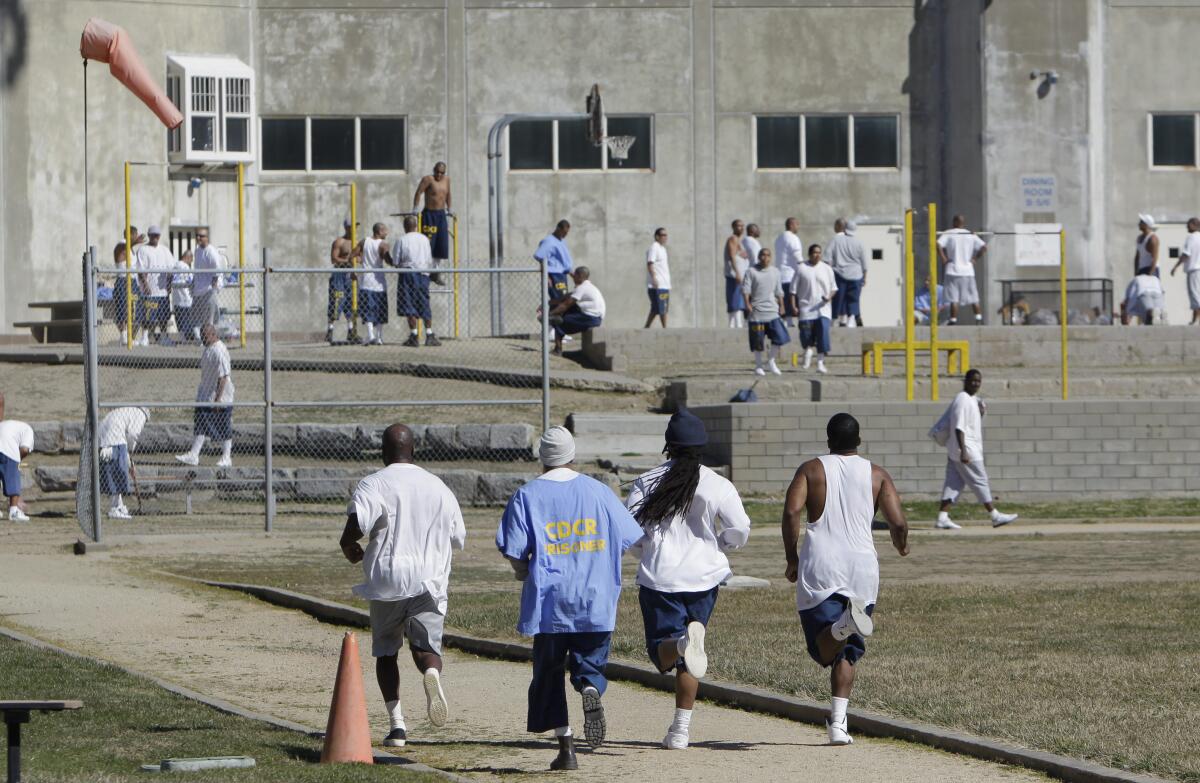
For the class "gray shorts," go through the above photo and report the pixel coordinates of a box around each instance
[1188,270,1200,310]
[191,289,220,328]
[369,592,444,658]
[944,274,979,306]
[941,458,993,505]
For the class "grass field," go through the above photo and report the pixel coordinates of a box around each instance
[149,505,1200,783]
[0,636,442,782]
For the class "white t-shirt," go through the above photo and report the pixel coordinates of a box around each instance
[0,420,34,462]
[946,390,984,462]
[348,462,466,609]
[1125,273,1165,315]
[938,228,986,278]
[98,407,148,452]
[793,261,838,320]
[171,262,194,308]
[1182,231,1200,274]
[192,245,223,292]
[197,340,235,404]
[625,464,751,592]
[395,232,433,273]
[136,243,176,297]
[572,280,606,319]
[774,231,803,285]
[795,454,879,610]
[359,237,388,292]
[646,242,671,290]
[742,236,763,269]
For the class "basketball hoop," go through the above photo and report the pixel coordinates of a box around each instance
[586,84,605,146]
[604,135,636,161]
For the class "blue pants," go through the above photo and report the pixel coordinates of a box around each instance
[833,275,862,318]
[194,407,233,441]
[647,288,670,316]
[639,586,719,672]
[528,632,611,733]
[359,289,389,325]
[725,277,745,313]
[421,209,450,259]
[799,317,832,354]
[0,454,21,497]
[327,273,352,321]
[141,296,170,329]
[799,593,875,667]
[782,281,798,317]
[554,306,602,337]
[748,318,791,352]
[99,444,130,495]
[397,273,432,320]
[548,273,570,304]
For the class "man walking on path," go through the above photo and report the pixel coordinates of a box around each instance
[339,423,465,748]
[496,427,644,771]
[412,162,453,280]
[97,406,149,520]
[1169,216,1200,324]
[394,215,441,347]
[644,227,671,329]
[327,220,357,344]
[626,409,751,749]
[175,324,235,468]
[794,243,837,374]
[723,220,749,328]
[775,218,804,327]
[782,413,909,746]
[828,219,867,328]
[934,370,1019,529]
[742,248,790,376]
[937,215,986,324]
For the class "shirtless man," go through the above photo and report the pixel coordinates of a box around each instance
[413,162,452,284]
[327,219,359,344]
[724,220,750,328]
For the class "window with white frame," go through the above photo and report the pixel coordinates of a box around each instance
[1149,113,1197,168]
[166,55,255,164]
[224,77,252,153]
[259,117,407,172]
[508,115,654,171]
[190,76,217,153]
[755,114,899,170]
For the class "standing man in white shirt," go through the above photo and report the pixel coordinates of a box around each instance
[774,218,804,327]
[1170,216,1200,324]
[723,220,749,328]
[135,225,176,346]
[782,413,909,745]
[176,324,236,468]
[97,406,149,520]
[339,423,465,748]
[793,244,838,374]
[937,215,987,325]
[741,248,789,376]
[547,267,605,356]
[644,227,671,329]
[357,223,392,346]
[1134,214,1160,277]
[191,229,223,339]
[171,250,194,342]
[935,370,1018,529]
[626,408,751,750]
[827,219,868,328]
[0,418,34,522]
[394,215,441,347]
[741,223,764,304]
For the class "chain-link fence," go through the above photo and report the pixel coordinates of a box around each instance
[76,249,550,541]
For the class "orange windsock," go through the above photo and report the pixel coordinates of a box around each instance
[80,18,183,129]
[320,632,374,764]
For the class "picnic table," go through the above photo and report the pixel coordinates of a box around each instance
[2,700,83,783]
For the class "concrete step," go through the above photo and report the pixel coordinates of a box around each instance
[566,413,671,436]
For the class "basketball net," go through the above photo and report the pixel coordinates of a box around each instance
[605,135,636,161]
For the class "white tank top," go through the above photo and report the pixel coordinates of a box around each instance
[1136,234,1155,273]
[795,454,880,611]
[359,237,386,292]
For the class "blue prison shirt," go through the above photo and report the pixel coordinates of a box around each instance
[534,235,574,275]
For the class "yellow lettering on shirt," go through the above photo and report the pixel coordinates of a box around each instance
[541,517,607,556]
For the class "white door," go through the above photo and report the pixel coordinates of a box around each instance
[1158,224,1193,324]
[854,224,904,326]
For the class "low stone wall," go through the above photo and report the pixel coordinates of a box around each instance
[692,399,1200,499]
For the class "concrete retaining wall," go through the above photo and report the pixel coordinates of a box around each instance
[692,400,1200,499]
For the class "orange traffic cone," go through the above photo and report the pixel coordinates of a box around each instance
[320,632,374,764]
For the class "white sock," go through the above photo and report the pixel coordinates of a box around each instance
[768,345,780,362]
[426,329,435,336]
[411,329,419,336]
[831,696,849,724]
[554,725,572,738]
[110,494,122,510]
[728,314,737,328]
[221,440,233,461]
[737,312,745,328]
[675,635,688,657]
[376,325,384,340]
[385,699,405,730]
[366,323,376,340]
[670,708,692,733]
[938,510,952,521]
[189,435,206,457]
[754,351,764,368]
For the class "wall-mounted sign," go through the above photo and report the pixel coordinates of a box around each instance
[1019,173,1056,212]
[1014,223,1063,267]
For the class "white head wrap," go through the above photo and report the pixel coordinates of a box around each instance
[539,426,576,467]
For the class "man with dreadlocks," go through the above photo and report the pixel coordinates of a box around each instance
[625,408,752,750]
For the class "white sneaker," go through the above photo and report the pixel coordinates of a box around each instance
[816,359,828,374]
[991,511,1019,528]
[175,453,199,466]
[118,329,128,344]
[681,621,708,679]
[108,507,132,520]
[935,513,961,530]
[827,718,853,746]
[662,729,689,750]
[216,457,233,468]
[768,359,782,375]
[803,347,814,369]
[563,335,574,343]
[117,504,130,515]
[8,507,30,523]
[423,668,448,727]
[754,366,766,376]
[138,332,149,347]
[831,599,873,640]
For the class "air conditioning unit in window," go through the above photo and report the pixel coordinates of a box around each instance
[166,54,255,166]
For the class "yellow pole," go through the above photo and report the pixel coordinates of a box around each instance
[904,208,915,401]
[1060,229,1068,400]
[452,214,460,339]
[124,161,133,350]
[350,183,359,338]
[237,162,246,348]
[928,202,939,401]
[416,212,424,341]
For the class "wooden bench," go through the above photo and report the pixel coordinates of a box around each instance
[861,340,970,376]
[2,700,83,782]
[12,301,86,344]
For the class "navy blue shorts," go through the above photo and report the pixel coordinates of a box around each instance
[799,317,832,354]
[799,593,875,667]
[548,273,570,303]
[359,289,389,325]
[528,631,611,733]
[421,209,450,260]
[725,277,745,313]
[113,283,140,328]
[173,306,193,337]
[639,586,719,672]
[748,318,791,352]
[327,273,352,321]
[397,273,432,320]
[194,407,233,441]
[554,306,602,337]
[99,444,131,495]
[141,296,170,328]
[0,453,21,497]
[782,281,798,317]
[647,288,670,316]
[833,275,863,318]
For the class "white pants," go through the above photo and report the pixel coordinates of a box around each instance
[941,458,993,505]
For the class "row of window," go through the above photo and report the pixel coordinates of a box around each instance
[262,117,407,171]
[756,114,899,170]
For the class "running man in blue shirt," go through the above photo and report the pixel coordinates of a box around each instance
[535,220,574,305]
[496,426,644,771]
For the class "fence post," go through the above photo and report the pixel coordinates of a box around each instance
[904,209,915,401]
[263,249,274,533]
[1060,230,1068,401]
[124,162,133,350]
[928,202,939,401]
[540,260,550,433]
[84,246,103,543]
[237,162,247,348]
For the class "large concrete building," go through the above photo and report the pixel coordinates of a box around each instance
[2,0,1198,338]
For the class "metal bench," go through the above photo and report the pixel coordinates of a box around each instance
[2,700,83,783]
[861,340,970,376]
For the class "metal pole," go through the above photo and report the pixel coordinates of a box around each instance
[904,209,915,401]
[237,162,247,348]
[540,259,550,433]
[350,183,359,339]
[1060,229,1068,400]
[263,248,274,532]
[453,214,461,339]
[85,247,103,544]
[7,714,23,783]
[124,162,133,350]
[83,60,90,251]
[928,202,939,401]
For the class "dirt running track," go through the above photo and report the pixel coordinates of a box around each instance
[0,528,1046,782]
